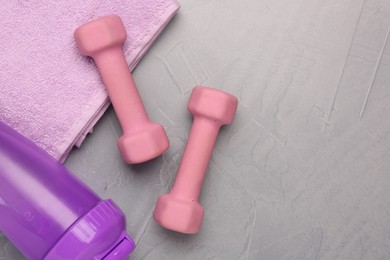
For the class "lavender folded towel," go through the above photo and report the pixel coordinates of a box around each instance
[0,0,179,162]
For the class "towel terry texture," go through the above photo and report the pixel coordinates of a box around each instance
[0,0,180,162]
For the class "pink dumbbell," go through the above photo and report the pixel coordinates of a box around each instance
[74,15,169,164]
[153,86,238,234]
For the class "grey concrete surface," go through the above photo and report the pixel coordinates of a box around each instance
[2,0,390,259]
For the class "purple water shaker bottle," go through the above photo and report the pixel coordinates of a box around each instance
[0,122,135,259]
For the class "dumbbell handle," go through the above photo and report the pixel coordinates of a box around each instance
[93,47,149,131]
[171,117,221,200]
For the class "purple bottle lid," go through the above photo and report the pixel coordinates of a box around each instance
[44,200,135,260]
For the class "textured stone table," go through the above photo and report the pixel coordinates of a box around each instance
[1,0,390,259]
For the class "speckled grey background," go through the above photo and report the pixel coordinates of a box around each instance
[2,0,390,259]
